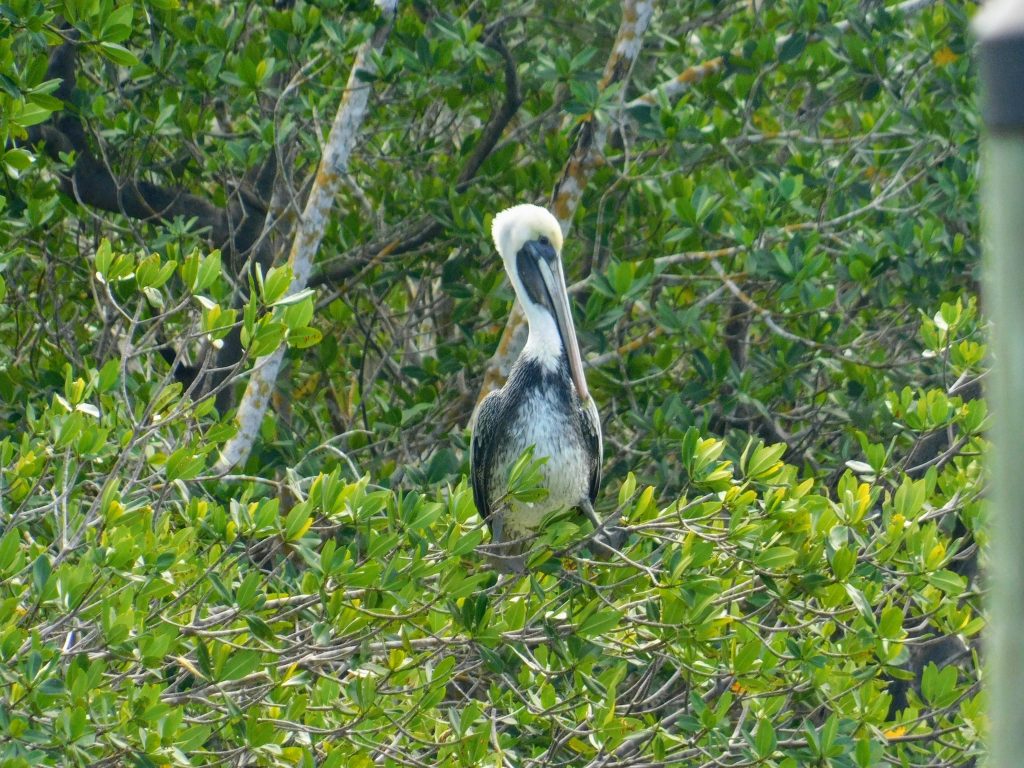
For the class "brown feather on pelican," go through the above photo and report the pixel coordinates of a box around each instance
[470,204,604,570]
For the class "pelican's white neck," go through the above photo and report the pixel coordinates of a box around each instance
[521,302,564,371]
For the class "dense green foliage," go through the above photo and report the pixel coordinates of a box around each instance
[0,0,983,766]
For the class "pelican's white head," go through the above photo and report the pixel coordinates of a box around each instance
[492,204,564,269]
[490,204,590,402]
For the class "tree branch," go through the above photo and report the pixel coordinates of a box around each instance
[709,259,824,348]
[457,31,522,186]
[625,56,724,110]
[30,32,232,247]
[216,2,398,471]
[309,25,522,290]
[29,24,281,410]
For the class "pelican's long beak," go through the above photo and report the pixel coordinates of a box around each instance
[535,250,591,404]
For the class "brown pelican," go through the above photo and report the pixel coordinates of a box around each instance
[471,204,604,569]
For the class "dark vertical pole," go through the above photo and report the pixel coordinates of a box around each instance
[976,4,1024,766]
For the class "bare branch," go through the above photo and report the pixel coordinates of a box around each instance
[709,259,824,348]
[217,4,398,471]
[310,25,523,290]
[626,55,724,110]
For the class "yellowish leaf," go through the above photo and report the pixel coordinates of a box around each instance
[933,47,958,67]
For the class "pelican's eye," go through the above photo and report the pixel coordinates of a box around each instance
[538,236,550,246]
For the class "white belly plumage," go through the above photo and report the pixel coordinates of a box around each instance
[489,390,592,536]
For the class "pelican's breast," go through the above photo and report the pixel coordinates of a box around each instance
[487,358,595,535]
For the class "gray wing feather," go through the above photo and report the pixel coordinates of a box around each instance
[583,395,602,506]
[470,391,502,527]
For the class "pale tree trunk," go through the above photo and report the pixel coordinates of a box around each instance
[217,2,398,471]
[477,0,656,401]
